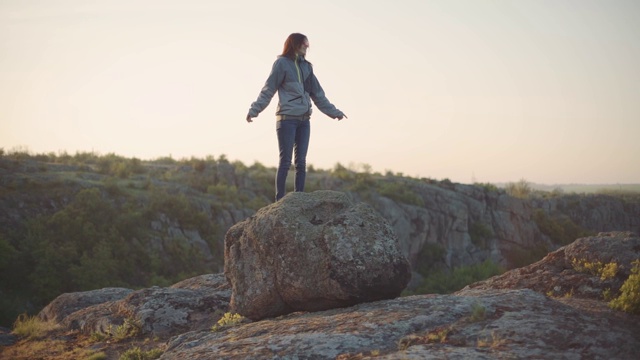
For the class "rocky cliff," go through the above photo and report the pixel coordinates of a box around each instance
[355,180,640,273]
[365,182,549,269]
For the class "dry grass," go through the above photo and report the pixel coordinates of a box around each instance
[477,330,508,349]
[12,313,60,339]
[0,339,98,360]
[3,328,165,360]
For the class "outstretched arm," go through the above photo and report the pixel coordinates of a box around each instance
[307,72,346,120]
[246,59,285,122]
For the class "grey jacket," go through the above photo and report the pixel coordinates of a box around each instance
[248,55,344,119]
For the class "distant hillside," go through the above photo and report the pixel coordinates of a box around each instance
[1,149,639,328]
[498,182,640,195]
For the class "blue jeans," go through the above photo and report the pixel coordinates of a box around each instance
[275,119,310,201]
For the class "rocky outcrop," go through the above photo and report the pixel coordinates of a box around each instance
[38,288,133,323]
[224,191,411,320]
[161,288,639,360]
[465,231,640,300]
[159,232,640,359]
[39,274,231,339]
[12,233,637,359]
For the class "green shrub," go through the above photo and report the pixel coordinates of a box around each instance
[87,353,108,360]
[410,260,505,295]
[114,317,142,341]
[95,155,146,178]
[207,183,240,205]
[148,189,210,232]
[350,172,375,194]
[609,260,640,314]
[533,209,591,245]
[13,185,216,313]
[331,162,354,181]
[414,243,446,277]
[24,188,134,300]
[505,179,532,199]
[571,258,618,280]
[151,156,176,165]
[192,159,206,173]
[474,182,499,192]
[90,331,108,342]
[504,243,549,269]
[0,236,16,273]
[469,303,486,322]
[376,181,424,207]
[469,222,493,249]
[119,347,163,360]
[90,317,141,343]
[211,312,247,332]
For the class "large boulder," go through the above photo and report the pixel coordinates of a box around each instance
[224,190,411,320]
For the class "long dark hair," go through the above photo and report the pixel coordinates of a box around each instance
[281,33,307,60]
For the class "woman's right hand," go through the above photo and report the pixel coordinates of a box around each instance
[246,114,253,123]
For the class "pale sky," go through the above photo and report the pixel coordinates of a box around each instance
[2,0,639,184]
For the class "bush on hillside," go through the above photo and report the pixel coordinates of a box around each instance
[3,185,217,318]
[469,222,493,250]
[505,179,532,199]
[533,209,591,245]
[609,260,640,314]
[414,243,446,276]
[503,243,549,269]
[376,181,424,207]
[408,260,505,295]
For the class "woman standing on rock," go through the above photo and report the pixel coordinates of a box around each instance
[246,33,347,202]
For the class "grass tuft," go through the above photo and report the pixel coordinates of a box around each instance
[87,352,108,360]
[119,347,163,360]
[12,313,59,339]
[211,312,247,332]
[469,303,486,322]
[477,330,507,349]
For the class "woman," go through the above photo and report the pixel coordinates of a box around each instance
[246,33,346,201]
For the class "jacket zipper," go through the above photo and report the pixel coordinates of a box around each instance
[295,55,302,83]
[294,56,308,113]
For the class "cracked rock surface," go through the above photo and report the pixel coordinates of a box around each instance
[161,288,639,359]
